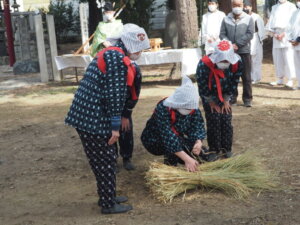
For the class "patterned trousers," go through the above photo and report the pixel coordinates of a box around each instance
[76,129,117,208]
[203,103,233,153]
[118,116,134,160]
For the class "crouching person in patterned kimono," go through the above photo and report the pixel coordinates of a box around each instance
[65,24,150,214]
[196,40,242,161]
[141,76,206,172]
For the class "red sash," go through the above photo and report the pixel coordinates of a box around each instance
[202,56,238,102]
[97,47,137,100]
[155,98,195,136]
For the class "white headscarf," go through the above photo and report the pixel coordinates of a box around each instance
[120,23,150,53]
[163,76,199,110]
[209,40,241,64]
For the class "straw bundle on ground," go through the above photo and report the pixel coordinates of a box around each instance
[145,153,278,203]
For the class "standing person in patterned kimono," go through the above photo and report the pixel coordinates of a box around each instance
[141,76,206,172]
[118,50,142,171]
[196,40,243,161]
[65,24,150,214]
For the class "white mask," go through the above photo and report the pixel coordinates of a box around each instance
[216,62,230,70]
[103,13,114,22]
[208,5,217,12]
[177,109,193,116]
[279,0,286,3]
[129,52,142,61]
[297,2,300,8]
[232,7,243,15]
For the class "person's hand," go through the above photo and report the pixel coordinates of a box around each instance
[291,41,299,46]
[103,41,112,48]
[192,140,202,156]
[184,157,199,172]
[221,101,231,114]
[121,117,130,132]
[209,102,221,113]
[232,44,239,51]
[108,130,119,145]
[278,33,285,41]
[207,38,213,43]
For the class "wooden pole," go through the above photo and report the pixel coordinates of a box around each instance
[74,33,95,55]
[3,0,15,66]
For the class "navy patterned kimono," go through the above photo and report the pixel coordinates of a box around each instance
[141,101,206,165]
[196,59,243,155]
[65,40,139,209]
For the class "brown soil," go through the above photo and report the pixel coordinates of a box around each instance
[0,43,300,225]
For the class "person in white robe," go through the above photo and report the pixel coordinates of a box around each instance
[265,0,297,88]
[287,0,300,90]
[244,0,266,84]
[199,0,225,55]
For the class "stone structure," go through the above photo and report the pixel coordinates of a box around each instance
[0,11,9,64]
[0,11,59,81]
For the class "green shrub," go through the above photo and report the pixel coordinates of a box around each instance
[114,0,157,33]
[48,0,80,43]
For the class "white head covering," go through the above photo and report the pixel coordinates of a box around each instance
[209,40,240,64]
[163,76,199,110]
[121,23,150,53]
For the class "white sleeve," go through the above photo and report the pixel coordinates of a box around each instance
[201,15,208,44]
[257,16,266,41]
[265,6,275,34]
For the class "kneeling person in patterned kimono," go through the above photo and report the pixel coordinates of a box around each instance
[141,76,206,172]
[65,24,150,214]
[196,40,243,160]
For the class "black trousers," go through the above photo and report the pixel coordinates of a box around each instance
[233,53,252,103]
[76,129,117,209]
[118,116,134,160]
[203,103,233,153]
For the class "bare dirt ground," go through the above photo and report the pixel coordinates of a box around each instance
[0,43,300,225]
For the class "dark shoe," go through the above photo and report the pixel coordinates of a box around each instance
[224,151,233,158]
[206,153,219,162]
[101,203,133,214]
[200,147,219,162]
[244,101,252,107]
[123,159,135,171]
[220,149,233,158]
[115,196,128,203]
[98,196,128,206]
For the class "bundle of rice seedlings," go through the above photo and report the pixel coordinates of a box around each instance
[145,153,278,203]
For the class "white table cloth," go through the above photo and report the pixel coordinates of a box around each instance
[54,48,202,76]
[55,54,92,71]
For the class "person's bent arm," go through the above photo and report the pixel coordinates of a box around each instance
[175,151,199,172]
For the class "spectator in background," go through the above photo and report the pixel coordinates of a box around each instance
[90,1,123,57]
[220,0,254,107]
[244,0,266,84]
[199,0,226,55]
[265,0,297,88]
[287,0,300,90]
